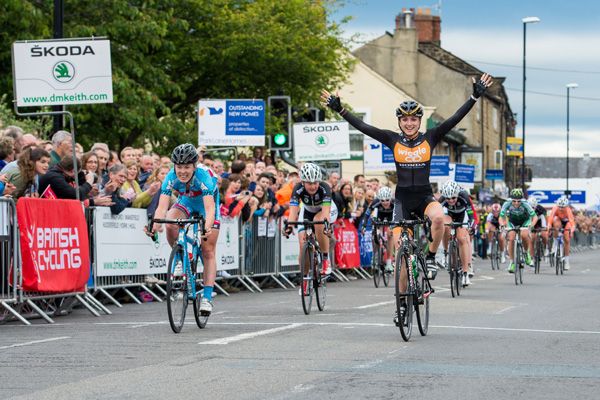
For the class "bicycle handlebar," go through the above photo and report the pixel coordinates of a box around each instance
[147,215,207,241]
[444,222,469,228]
[285,220,328,227]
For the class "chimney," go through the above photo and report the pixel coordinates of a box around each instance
[414,7,441,45]
[395,8,414,30]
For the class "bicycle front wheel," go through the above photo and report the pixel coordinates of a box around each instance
[395,251,413,341]
[167,245,188,333]
[372,245,381,288]
[315,253,327,311]
[300,243,314,315]
[490,240,498,270]
[415,256,430,336]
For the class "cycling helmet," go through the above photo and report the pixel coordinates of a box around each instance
[395,100,424,118]
[557,196,569,208]
[377,186,393,201]
[299,162,322,183]
[510,188,524,200]
[441,181,461,199]
[171,143,199,165]
[491,204,501,213]
[528,197,539,208]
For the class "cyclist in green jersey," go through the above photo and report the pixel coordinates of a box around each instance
[499,188,538,273]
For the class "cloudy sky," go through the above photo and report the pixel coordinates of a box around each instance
[329,0,600,158]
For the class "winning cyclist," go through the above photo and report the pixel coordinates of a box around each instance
[528,196,549,260]
[364,186,395,272]
[499,188,537,273]
[547,196,575,270]
[485,203,506,263]
[149,143,218,315]
[284,163,333,295]
[439,181,476,286]
[321,73,493,323]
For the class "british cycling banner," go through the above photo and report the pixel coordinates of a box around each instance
[334,219,361,269]
[17,198,90,292]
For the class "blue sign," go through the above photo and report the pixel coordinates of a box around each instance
[528,190,586,205]
[225,100,265,136]
[485,169,504,180]
[455,163,475,184]
[381,145,394,164]
[431,155,449,177]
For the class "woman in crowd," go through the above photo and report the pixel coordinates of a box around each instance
[121,159,161,209]
[335,182,362,226]
[144,163,171,216]
[99,164,129,214]
[81,151,99,177]
[252,183,272,218]
[17,146,51,198]
[222,173,255,222]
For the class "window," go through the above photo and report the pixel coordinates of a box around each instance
[492,106,499,131]
[348,108,370,160]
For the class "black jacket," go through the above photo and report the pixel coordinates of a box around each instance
[38,165,92,200]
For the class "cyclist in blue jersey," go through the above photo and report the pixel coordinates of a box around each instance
[149,143,218,315]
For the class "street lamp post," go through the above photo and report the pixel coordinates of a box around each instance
[565,83,578,198]
[521,16,540,189]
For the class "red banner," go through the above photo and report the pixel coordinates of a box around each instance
[16,198,90,292]
[334,219,361,269]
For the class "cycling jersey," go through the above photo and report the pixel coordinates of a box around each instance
[365,199,394,222]
[548,206,575,230]
[439,190,474,225]
[340,98,476,190]
[533,204,547,229]
[486,213,501,228]
[500,200,535,228]
[161,165,219,225]
[289,182,332,213]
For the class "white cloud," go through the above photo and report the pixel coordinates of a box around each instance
[525,125,599,158]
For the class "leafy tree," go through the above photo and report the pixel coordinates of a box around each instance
[1,0,353,154]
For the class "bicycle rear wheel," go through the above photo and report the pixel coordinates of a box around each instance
[415,256,430,336]
[559,243,564,275]
[193,293,209,329]
[490,240,498,270]
[555,242,560,275]
[167,245,188,333]
[300,243,314,315]
[515,242,522,286]
[372,245,381,288]
[395,252,413,341]
[315,253,327,311]
[534,238,541,274]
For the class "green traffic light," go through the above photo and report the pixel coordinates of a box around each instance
[273,133,287,146]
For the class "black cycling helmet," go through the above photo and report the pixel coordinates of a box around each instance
[171,143,199,165]
[395,100,424,118]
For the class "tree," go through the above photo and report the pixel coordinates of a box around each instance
[1,0,353,154]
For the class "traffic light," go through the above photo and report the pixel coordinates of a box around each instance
[294,107,324,123]
[268,96,291,150]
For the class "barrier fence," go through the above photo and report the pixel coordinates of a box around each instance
[3,198,598,326]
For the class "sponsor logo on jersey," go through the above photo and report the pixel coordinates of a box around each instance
[393,141,431,163]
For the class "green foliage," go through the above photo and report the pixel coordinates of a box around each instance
[1,0,353,154]
[0,95,53,136]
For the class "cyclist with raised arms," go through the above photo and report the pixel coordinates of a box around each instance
[547,196,575,270]
[528,196,549,260]
[499,188,537,273]
[364,186,395,272]
[149,143,218,315]
[284,163,333,295]
[485,203,506,263]
[439,181,476,287]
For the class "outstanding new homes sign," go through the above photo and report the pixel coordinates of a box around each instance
[12,38,113,107]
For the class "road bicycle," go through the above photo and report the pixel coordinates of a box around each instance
[552,228,566,275]
[284,220,329,315]
[391,218,433,342]
[371,220,393,288]
[489,229,502,271]
[445,222,468,297]
[148,215,208,333]
[506,227,528,286]
[531,228,546,274]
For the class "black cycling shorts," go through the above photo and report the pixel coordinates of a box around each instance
[392,185,436,223]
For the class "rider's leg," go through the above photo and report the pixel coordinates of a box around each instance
[298,231,307,274]
[520,229,531,262]
[425,202,445,254]
[563,223,571,256]
[314,211,330,257]
[442,215,452,250]
[166,206,187,247]
[458,227,470,274]
[200,227,219,299]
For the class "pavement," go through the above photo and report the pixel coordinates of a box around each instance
[1,249,599,400]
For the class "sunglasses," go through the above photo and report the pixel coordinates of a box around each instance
[449,197,458,200]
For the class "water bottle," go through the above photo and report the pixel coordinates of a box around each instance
[410,255,419,278]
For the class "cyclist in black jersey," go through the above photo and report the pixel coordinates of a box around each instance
[527,196,549,258]
[364,186,395,271]
[485,203,506,263]
[285,163,333,284]
[321,73,493,283]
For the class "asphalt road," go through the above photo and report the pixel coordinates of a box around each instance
[2,250,599,400]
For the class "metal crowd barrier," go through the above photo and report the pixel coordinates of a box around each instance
[0,198,24,324]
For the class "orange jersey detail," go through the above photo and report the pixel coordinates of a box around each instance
[393,140,431,164]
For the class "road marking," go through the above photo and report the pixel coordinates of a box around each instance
[198,323,302,345]
[432,325,600,335]
[494,303,527,315]
[354,301,394,309]
[0,336,71,350]
[581,269,590,274]
[354,359,383,369]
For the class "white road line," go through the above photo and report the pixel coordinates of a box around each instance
[494,303,527,315]
[0,336,71,350]
[581,269,590,274]
[432,325,600,335]
[354,359,383,369]
[198,323,302,345]
[354,301,394,309]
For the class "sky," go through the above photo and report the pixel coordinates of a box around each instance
[329,0,600,158]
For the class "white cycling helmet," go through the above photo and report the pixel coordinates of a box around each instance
[299,162,322,183]
[528,197,538,208]
[557,196,569,208]
[377,186,393,201]
[441,180,461,199]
